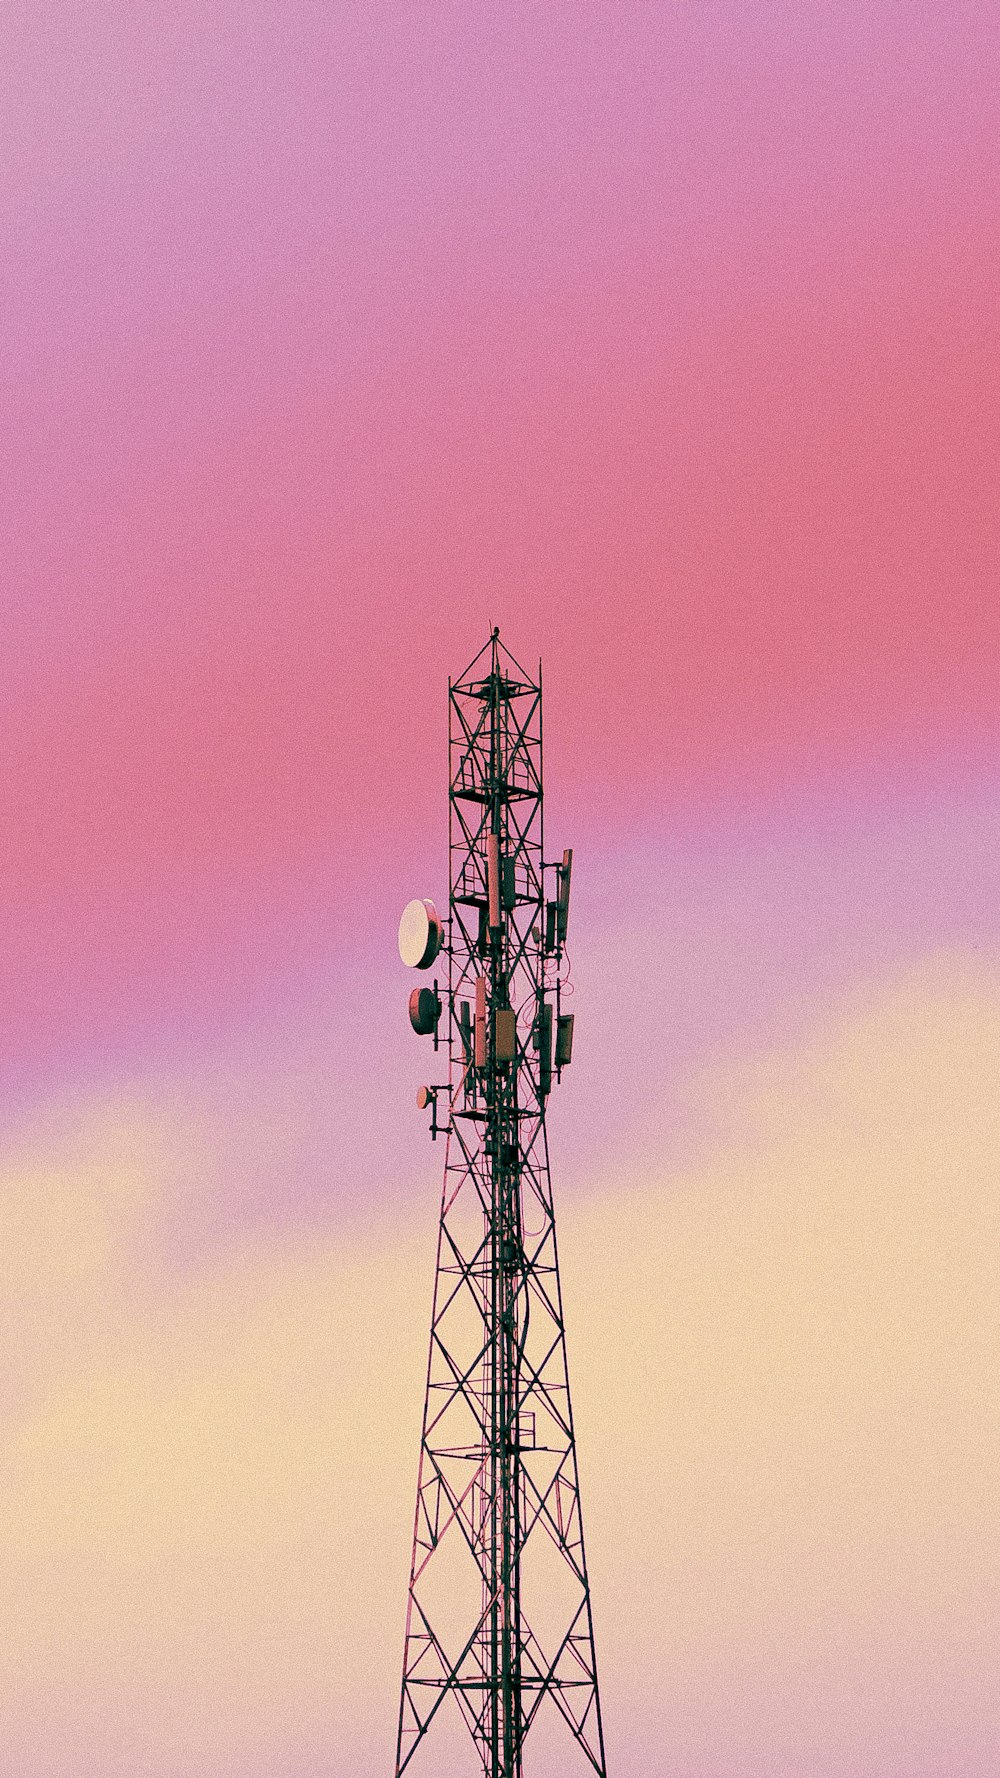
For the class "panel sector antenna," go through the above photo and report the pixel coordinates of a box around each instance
[393,629,607,1778]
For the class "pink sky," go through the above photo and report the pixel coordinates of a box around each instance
[2,4,998,1773]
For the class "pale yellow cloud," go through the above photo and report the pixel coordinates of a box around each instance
[0,1098,193,1409]
[1,952,997,1776]
[0,1099,428,1775]
[566,951,1000,1774]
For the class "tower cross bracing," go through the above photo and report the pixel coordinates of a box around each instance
[394,630,608,1778]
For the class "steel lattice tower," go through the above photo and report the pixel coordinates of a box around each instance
[394,630,608,1778]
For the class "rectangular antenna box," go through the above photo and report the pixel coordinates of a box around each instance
[495,1007,517,1063]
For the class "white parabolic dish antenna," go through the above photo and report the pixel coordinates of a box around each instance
[398,898,443,969]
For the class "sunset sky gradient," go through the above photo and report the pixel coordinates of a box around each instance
[2,4,998,1774]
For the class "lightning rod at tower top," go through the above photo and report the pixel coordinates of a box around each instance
[393,628,608,1777]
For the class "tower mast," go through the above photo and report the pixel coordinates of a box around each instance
[395,630,607,1777]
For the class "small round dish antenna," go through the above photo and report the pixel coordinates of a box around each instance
[409,986,441,1035]
[398,898,443,969]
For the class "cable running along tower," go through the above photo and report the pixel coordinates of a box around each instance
[394,631,607,1777]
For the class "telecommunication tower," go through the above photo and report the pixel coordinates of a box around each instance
[394,630,608,1777]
